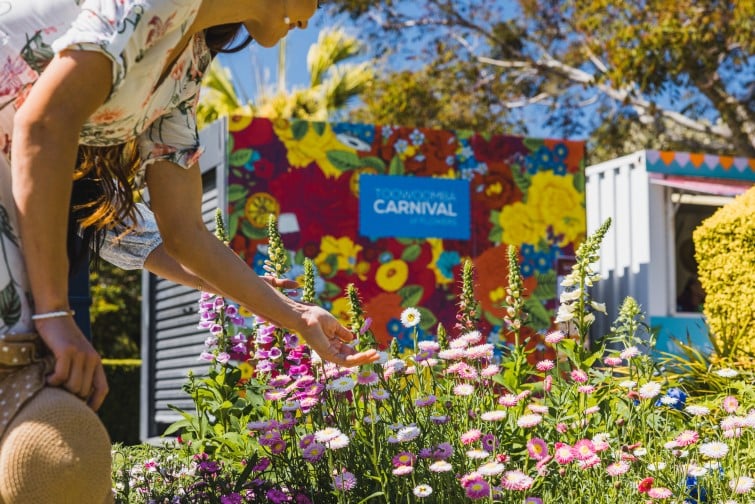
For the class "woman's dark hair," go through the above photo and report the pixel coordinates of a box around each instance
[205,23,254,55]
[68,141,142,273]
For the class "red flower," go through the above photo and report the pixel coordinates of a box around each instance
[232,117,275,148]
[637,477,654,493]
[469,133,525,163]
[267,166,357,247]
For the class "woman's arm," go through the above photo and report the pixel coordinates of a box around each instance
[145,160,378,367]
[144,243,298,296]
[11,50,113,410]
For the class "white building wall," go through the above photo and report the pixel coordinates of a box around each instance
[585,151,667,338]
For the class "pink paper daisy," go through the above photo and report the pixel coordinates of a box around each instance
[501,470,534,491]
[573,439,596,461]
[464,478,491,500]
[333,471,357,491]
[526,438,549,461]
[544,331,565,344]
[535,360,555,372]
[392,452,416,467]
[647,487,672,499]
[570,369,589,383]
[554,443,574,464]
[606,461,630,476]
[675,430,699,447]
[517,414,543,428]
[461,429,483,445]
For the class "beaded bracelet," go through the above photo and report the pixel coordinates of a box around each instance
[31,309,75,321]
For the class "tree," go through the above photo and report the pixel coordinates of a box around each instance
[197,28,374,125]
[329,0,755,162]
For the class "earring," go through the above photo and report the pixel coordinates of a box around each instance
[284,15,291,24]
[283,0,290,24]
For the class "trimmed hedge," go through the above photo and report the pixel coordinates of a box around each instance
[99,358,141,445]
[693,185,755,358]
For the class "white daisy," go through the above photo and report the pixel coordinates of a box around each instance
[400,307,421,328]
[714,368,739,378]
[685,405,711,416]
[698,441,729,459]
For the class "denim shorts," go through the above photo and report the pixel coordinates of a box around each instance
[98,203,162,270]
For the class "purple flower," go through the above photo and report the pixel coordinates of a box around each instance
[197,460,220,475]
[266,488,290,504]
[220,493,242,504]
[216,352,231,364]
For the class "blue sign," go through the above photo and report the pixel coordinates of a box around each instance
[359,175,470,239]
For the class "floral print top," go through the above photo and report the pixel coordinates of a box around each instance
[0,0,209,170]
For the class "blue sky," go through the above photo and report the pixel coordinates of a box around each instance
[216,16,563,140]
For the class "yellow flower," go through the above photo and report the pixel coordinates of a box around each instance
[315,236,363,273]
[489,286,506,305]
[238,306,253,317]
[499,202,544,246]
[330,297,351,326]
[273,120,356,178]
[526,171,585,244]
[237,361,254,380]
[375,259,409,292]
[355,261,371,281]
[244,192,280,228]
[227,111,253,132]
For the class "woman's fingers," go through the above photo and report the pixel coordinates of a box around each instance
[35,317,109,408]
[46,350,72,387]
[88,364,109,411]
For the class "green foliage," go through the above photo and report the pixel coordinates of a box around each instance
[693,186,755,361]
[113,220,755,503]
[329,0,755,161]
[90,261,141,358]
[99,359,141,445]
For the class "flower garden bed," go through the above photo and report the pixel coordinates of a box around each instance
[112,218,754,503]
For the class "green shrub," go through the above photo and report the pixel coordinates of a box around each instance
[693,185,755,360]
[100,358,141,445]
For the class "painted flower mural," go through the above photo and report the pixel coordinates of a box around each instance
[226,117,585,351]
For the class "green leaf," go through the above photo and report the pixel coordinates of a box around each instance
[512,166,531,196]
[532,270,557,299]
[398,285,424,307]
[389,155,405,175]
[228,184,249,202]
[559,338,578,365]
[229,148,253,167]
[523,137,545,151]
[241,219,268,239]
[228,210,241,240]
[292,120,308,140]
[312,121,326,135]
[572,170,586,192]
[483,309,504,327]
[400,243,422,262]
[362,156,387,172]
[326,150,363,172]
[417,306,437,331]
[523,298,552,330]
[321,281,343,299]
[0,282,21,328]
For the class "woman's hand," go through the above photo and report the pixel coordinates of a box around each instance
[297,305,379,367]
[34,316,108,411]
